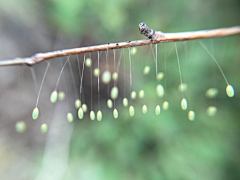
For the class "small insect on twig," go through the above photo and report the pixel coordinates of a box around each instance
[138,22,164,40]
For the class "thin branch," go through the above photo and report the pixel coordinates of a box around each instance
[1,22,239,66]
[139,22,240,41]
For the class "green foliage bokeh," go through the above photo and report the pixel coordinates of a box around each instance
[1,0,240,179]
[44,0,240,179]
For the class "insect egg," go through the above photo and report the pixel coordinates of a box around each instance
[15,121,26,133]
[139,90,145,99]
[85,58,92,67]
[82,104,88,113]
[107,99,113,108]
[155,105,160,115]
[78,108,84,119]
[94,68,100,77]
[32,107,39,120]
[112,72,118,80]
[131,91,137,100]
[67,113,74,122]
[75,99,81,109]
[102,71,111,84]
[129,106,135,117]
[143,66,150,75]
[50,90,58,103]
[181,98,187,110]
[178,83,188,92]
[131,47,137,55]
[97,110,102,121]
[205,88,219,98]
[110,86,119,100]
[156,72,164,81]
[123,98,128,107]
[142,105,147,114]
[226,85,234,97]
[58,91,65,101]
[41,123,48,133]
[90,111,95,120]
[156,84,164,97]
[162,101,169,110]
[113,109,118,119]
[188,111,195,121]
[206,106,217,117]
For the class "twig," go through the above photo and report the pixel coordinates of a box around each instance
[0,22,239,66]
[138,22,240,41]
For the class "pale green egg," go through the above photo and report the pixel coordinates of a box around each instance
[32,107,39,120]
[207,106,217,117]
[78,108,84,119]
[41,123,48,133]
[131,47,137,55]
[15,121,26,133]
[113,109,118,119]
[205,88,219,98]
[142,105,147,114]
[139,90,145,99]
[226,85,234,97]
[82,104,87,112]
[58,91,65,101]
[129,106,135,117]
[110,86,119,100]
[156,72,164,81]
[85,58,92,67]
[94,68,100,77]
[102,71,111,84]
[181,98,187,110]
[50,90,58,103]
[155,105,160,115]
[178,83,188,92]
[143,66,150,75]
[112,72,118,80]
[107,99,113,108]
[131,91,137,100]
[162,101,169,110]
[156,84,164,97]
[67,113,73,122]
[188,111,195,121]
[90,111,95,120]
[75,99,81,109]
[97,110,102,121]
[123,98,128,107]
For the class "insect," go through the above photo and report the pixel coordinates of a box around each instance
[138,22,156,40]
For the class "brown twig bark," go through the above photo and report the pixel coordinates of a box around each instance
[0,22,239,66]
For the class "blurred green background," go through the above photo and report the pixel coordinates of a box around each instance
[0,0,239,180]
